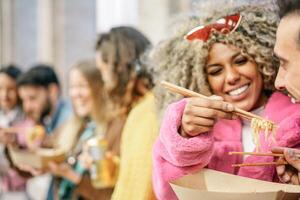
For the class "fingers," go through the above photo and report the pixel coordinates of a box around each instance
[188,97,234,113]
[181,97,234,137]
[182,114,215,127]
[180,124,212,137]
[284,148,300,172]
[272,147,300,185]
[185,106,233,121]
[184,98,234,122]
[276,157,286,176]
[282,170,293,183]
[271,146,284,154]
[272,147,300,171]
[291,174,300,185]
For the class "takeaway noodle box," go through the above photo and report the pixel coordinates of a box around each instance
[170,169,300,200]
[8,147,65,169]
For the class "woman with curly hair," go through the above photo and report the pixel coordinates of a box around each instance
[152,3,300,200]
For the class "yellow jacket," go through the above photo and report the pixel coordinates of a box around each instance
[112,92,158,200]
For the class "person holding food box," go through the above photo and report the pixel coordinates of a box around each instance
[45,60,114,200]
[9,65,72,200]
[18,60,114,200]
[151,2,300,200]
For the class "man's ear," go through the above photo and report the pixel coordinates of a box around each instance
[47,83,60,103]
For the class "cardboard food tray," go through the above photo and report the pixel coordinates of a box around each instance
[170,169,300,200]
[8,147,65,169]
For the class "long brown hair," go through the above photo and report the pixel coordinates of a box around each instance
[95,26,152,116]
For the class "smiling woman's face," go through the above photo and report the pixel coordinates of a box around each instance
[68,69,93,118]
[206,43,264,111]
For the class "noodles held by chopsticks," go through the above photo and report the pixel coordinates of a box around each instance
[250,118,276,152]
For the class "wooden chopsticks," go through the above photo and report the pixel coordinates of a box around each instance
[229,151,284,157]
[161,81,271,122]
[232,161,288,167]
[229,151,292,167]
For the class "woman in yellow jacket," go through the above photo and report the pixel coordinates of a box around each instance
[111,60,158,200]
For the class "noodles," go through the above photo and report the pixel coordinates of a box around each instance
[250,118,276,152]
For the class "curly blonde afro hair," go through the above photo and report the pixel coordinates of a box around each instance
[151,2,279,117]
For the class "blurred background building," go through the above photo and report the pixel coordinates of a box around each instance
[0,0,250,93]
[0,0,202,93]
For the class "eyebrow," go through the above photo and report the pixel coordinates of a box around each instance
[206,52,241,68]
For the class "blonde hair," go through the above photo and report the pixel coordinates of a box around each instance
[151,4,279,117]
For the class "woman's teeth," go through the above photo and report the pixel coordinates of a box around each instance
[228,85,249,96]
[290,96,299,104]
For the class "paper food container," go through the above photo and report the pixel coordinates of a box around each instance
[8,147,66,169]
[170,169,300,200]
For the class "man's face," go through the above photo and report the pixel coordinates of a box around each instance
[274,15,300,102]
[18,85,51,122]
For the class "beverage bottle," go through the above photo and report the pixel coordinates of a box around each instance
[86,136,119,188]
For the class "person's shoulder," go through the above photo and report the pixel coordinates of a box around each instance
[131,92,155,113]
[54,98,73,126]
[59,99,72,111]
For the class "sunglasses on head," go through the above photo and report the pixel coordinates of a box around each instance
[185,14,242,42]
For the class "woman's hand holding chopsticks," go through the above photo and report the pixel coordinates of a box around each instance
[180,95,234,137]
[271,147,300,185]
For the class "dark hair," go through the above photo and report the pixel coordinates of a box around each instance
[95,26,151,114]
[0,65,22,80]
[277,0,300,18]
[17,64,60,88]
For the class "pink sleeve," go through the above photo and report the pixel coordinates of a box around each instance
[275,113,300,148]
[158,98,214,166]
[152,99,214,200]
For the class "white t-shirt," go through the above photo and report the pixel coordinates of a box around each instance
[241,106,264,159]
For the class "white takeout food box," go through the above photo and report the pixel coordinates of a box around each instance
[8,147,65,169]
[170,169,300,200]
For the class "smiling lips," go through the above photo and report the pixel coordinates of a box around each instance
[227,84,250,96]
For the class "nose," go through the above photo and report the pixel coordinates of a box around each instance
[226,66,241,85]
[69,87,81,100]
[275,67,286,91]
[23,101,33,112]
[0,89,9,99]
